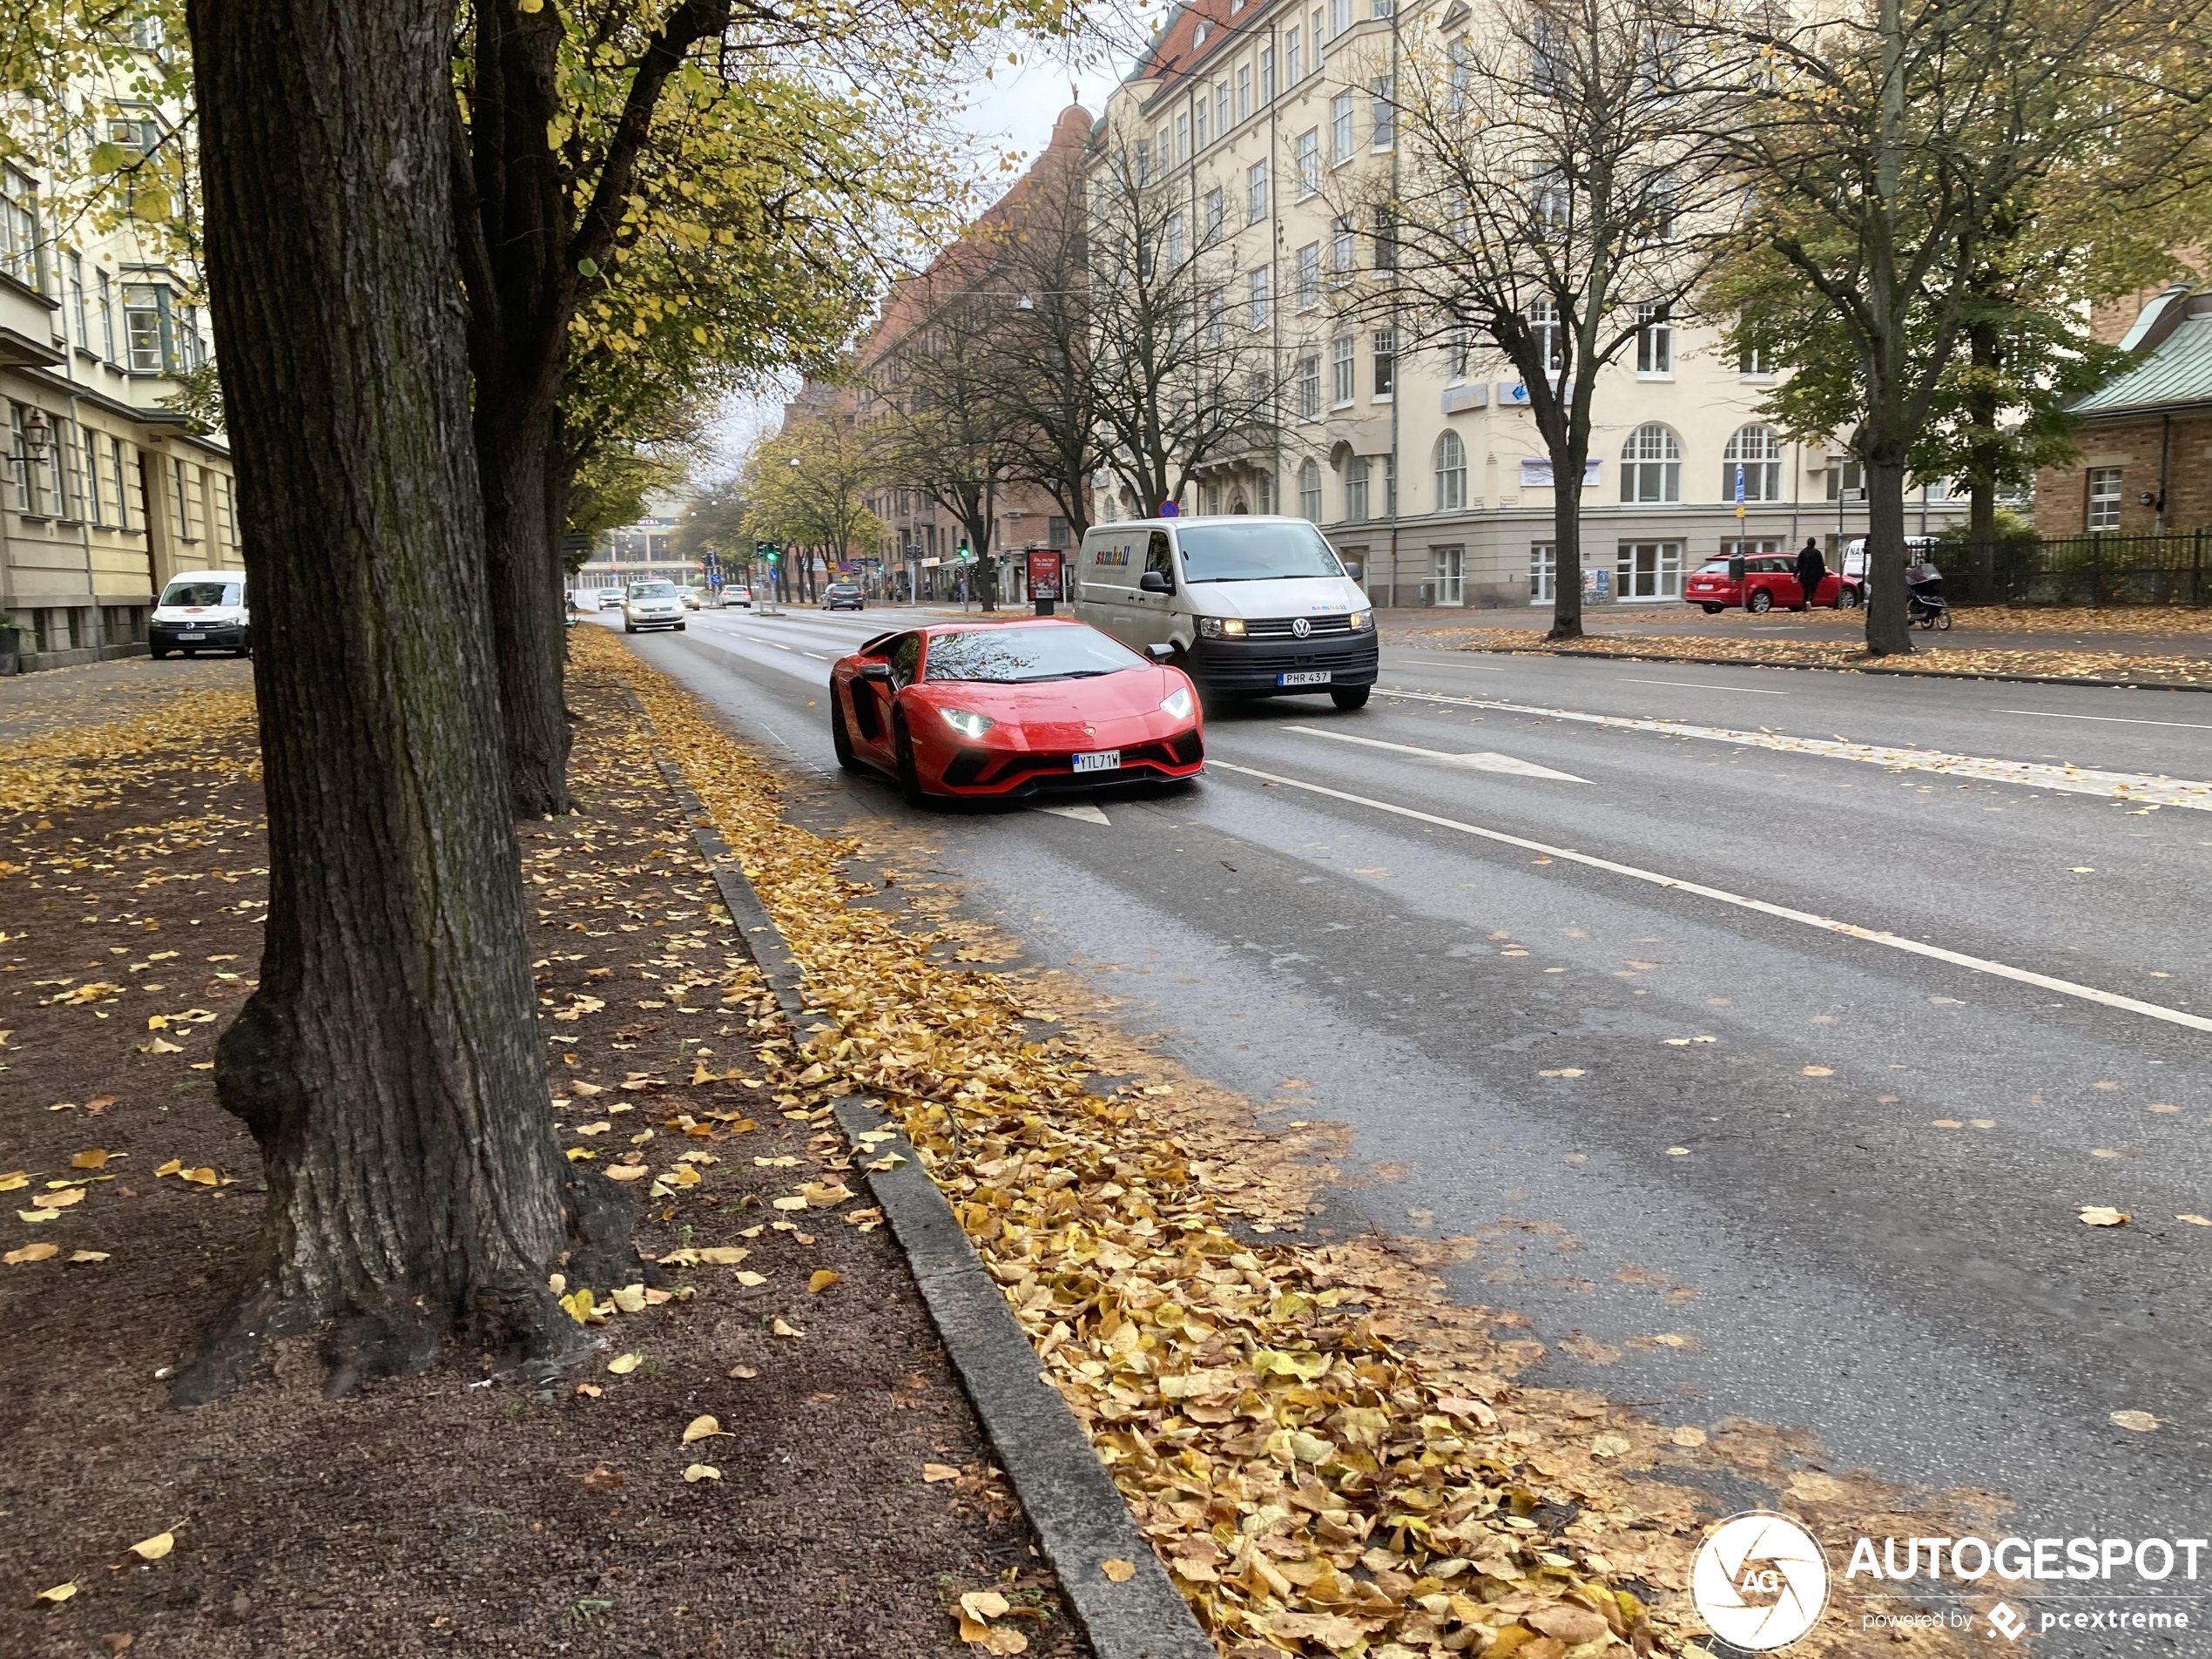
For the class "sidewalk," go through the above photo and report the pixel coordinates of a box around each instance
[1387,606,2212,686]
[0,658,1087,1658]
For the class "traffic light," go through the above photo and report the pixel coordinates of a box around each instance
[755,541,780,566]
[956,541,974,563]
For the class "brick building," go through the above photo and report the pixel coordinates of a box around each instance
[2036,284,2212,538]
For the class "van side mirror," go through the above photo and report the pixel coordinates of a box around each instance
[1139,570,1173,595]
[1144,642,1176,662]
[859,660,892,681]
[1341,561,1363,583]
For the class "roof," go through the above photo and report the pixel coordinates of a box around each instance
[2073,308,2212,418]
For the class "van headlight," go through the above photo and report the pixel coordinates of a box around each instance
[940,707,995,738]
[1197,616,1245,638]
[1347,610,1372,631]
[1160,685,1193,721]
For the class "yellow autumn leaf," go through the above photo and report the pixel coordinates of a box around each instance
[610,1284,647,1313]
[34,1581,77,1605]
[1101,1558,1136,1582]
[179,1167,219,1188]
[604,1164,650,1182]
[607,1352,643,1375]
[682,1462,720,1482]
[129,1530,175,1561]
[2110,1409,2160,1432]
[681,1414,723,1442]
[558,1286,597,1325]
[70,1149,113,1170]
[68,1251,111,1264]
[807,1270,840,1293]
[4,1241,58,1264]
[154,1158,183,1177]
[0,1170,24,1190]
[2079,1205,2130,1226]
[771,1317,803,1339]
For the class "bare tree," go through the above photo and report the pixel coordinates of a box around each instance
[1338,0,1742,639]
[1709,0,2212,653]
[1087,138,1285,516]
[867,289,1032,608]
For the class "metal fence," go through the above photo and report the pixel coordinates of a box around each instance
[1947,529,2212,607]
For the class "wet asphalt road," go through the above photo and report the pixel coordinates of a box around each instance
[613,604,2212,1652]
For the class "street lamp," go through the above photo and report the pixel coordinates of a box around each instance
[21,408,51,456]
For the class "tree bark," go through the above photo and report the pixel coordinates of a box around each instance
[1862,452,1915,656]
[460,0,572,817]
[183,0,604,1401]
[1548,458,1586,640]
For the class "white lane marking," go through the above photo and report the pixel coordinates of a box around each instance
[1390,653,1509,669]
[1212,759,2212,1035]
[1376,688,2212,811]
[1623,678,1788,696]
[802,651,829,659]
[1995,708,2212,732]
[1035,803,1110,825]
[1284,724,1588,782]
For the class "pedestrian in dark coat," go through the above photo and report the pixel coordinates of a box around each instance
[1794,538,1828,610]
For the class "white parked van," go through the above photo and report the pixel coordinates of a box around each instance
[150,570,250,658]
[1070,516,1376,708]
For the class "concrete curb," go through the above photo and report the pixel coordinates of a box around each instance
[642,752,1215,1659]
[1456,643,2212,692]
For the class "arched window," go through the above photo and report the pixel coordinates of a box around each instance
[1723,423,1783,502]
[1345,455,1372,521]
[1433,430,1467,512]
[1298,459,1322,522]
[1621,423,1681,503]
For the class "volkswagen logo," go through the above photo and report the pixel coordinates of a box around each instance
[1690,1512,1830,1650]
[1291,617,1312,638]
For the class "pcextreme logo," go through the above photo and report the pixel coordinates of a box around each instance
[1691,1511,1831,1651]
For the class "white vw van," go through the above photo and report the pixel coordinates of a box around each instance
[1070,516,1375,708]
[149,570,251,658]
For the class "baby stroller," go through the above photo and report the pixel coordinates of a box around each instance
[1905,559,1952,630]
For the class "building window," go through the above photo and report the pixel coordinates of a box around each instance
[1826,457,1865,501]
[1205,287,1227,346]
[125,284,168,373]
[1165,212,1184,271]
[66,252,87,348]
[1330,334,1355,406]
[1295,353,1320,419]
[1203,480,1222,516]
[1621,423,1682,503]
[1372,328,1395,399]
[1739,342,1771,377]
[1294,131,1318,197]
[55,416,86,520]
[2087,466,2122,531]
[1616,540,1683,598]
[6,402,33,512]
[1534,175,1571,235]
[1247,159,1270,223]
[1,164,41,293]
[1371,205,1397,271]
[1330,0,1351,36]
[1203,187,1224,245]
[1528,298,1561,374]
[84,427,105,525]
[110,435,132,531]
[1345,456,1371,521]
[1298,459,1322,520]
[1238,64,1251,123]
[1261,46,1275,100]
[1636,303,1672,376]
[1530,542,1557,602]
[1330,217,1356,287]
[1433,546,1463,604]
[1194,92,1210,150]
[1296,242,1320,309]
[1247,266,1270,329]
[1371,77,1395,149]
[1135,139,1150,185]
[1331,92,1356,165]
[1176,111,1190,166]
[1286,26,1302,80]
[1723,424,1784,502]
[97,271,116,362]
[1434,430,1467,511]
[1215,80,1231,138]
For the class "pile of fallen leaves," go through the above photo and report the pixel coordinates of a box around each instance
[0,688,259,818]
[1417,626,2212,686]
[581,629,1709,1659]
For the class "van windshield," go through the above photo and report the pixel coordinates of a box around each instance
[160,580,241,608]
[1175,522,1344,583]
[924,624,1145,684]
[630,583,678,598]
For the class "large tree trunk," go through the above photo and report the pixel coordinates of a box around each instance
[1862,452,1915,656]
[462,0,573,817]
[482,408,572,814]
[183,0,601,1403]
[1546,428,1586,641]
[1966,319,2001,597]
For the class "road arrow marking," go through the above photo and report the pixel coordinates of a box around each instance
[1035,803,1110,825]
[1284,725,1588,782]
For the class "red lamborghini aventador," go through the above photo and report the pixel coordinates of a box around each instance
[828,620,1205,803]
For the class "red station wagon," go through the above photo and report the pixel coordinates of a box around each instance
[1684,555,1865,614]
